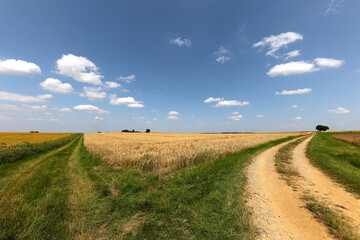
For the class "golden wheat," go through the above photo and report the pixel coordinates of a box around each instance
[84,132,306,172]
[0,132,73,145]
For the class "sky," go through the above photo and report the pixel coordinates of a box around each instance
[0,0,359,133]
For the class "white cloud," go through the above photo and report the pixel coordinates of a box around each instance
[293,117,303,120]
[153,118,158,121]
[168,111,179,116]
[49,118,59,122]
[327,107,349,114]
[56,54,103,85]
[276,88,312,95]
[228,114,243,121]
[170,37,192,47]
[325,0,345,16]
[109,95,144,108]
[204,97,224,103]
[256,114,264,118]
[73,104,109,114]
[214,100,250,107]
[0,91,52,103]
[314,58,344,68]
[167,115,180,121]
[105,81,121,88]
[27,118,42,121]
[214,46,229,56]
[83,87,107,101]
[0,59,41,75]
[0,104,47,112]
[268,61,319,77]
[40,78,74,94]
[59,107,72,112]
[253,32,303,57]
[94,116,103,120]
[45,112,53,116]
[232,112,239,115]
[146,121,152,124]
[0,116,12,120]
[355,69,360,73]
[117,74,135,83]
[132,116,146,120]
[216,56,230,64]
[284,50,300,60]
[291,105,298,108]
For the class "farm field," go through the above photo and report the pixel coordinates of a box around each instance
[0,132,73,145]
[84,132,306,172]
[2,131,360,239]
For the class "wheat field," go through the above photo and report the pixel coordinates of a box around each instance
[84,132,306,172]
[0,132,73,145]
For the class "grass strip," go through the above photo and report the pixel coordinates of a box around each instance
[274,136,307,187]
[0,136,81,239]
[68,135,301,239]
[304,196,359,240]
[307,133,360,196]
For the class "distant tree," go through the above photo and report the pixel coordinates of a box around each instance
[34,131,39,133]
[316,125,329,132]
[122,129,130,132]
[30,131,34,133]
[146,129,151,133]
[98,131,101,133]
[132,129,135,132]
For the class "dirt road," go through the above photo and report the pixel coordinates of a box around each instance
[246,139,334,240]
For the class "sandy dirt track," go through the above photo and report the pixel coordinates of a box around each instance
[292,136,360,235]
[246,139,334,240]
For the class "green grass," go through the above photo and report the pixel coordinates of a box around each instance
[304,196,359,240]
[274,136,307,187]
[0,134,299,239]
[307,132,360,196]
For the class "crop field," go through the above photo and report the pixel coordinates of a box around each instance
[0,132,73,145]
[84,132,305,172]
[332,133,360,147]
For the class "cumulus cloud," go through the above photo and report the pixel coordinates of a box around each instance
[291,105,298,108]
[40,78,74,94]
[214,46,231,64]
[168,111,179,116]
[49,118,59,122]
[314,58,344,68]
[293,117,303,120]
[0,104,47,112]
[204,97,224,103]
[216,56,230,64]
[73,104,109,114]
[59,107,72,112]
[256,114,264,118]
[276,88,312,95]
[327,107,349,114]
[268,58,344,77]
[94,116,103,120]
[83,87,107,101]
[0,59,41,75]
[0,91,52,103]
[56,54,103,85]
[228,114,243,121]
[253,32,303,57]
[167,115,180,121]
[105,81,121,89]
[117,74,135,83]
[132,116,146,120]
[284,50,300,60]
[204,97,249,107]
[170,37,192,47]
[232,112,239,115]
[268,61,319,77]
[109,95,144,108]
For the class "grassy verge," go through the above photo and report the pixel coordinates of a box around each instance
[304,196,359,240]
[67,135,300,239]
[307,132,360,196]
[274,136,307,187]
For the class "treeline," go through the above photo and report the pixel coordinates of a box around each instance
[0,133,80,164]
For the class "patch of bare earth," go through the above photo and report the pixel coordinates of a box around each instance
[292,136,360,235]
[246,140,334,240]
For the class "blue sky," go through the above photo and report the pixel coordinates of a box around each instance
[0,0,359,133]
